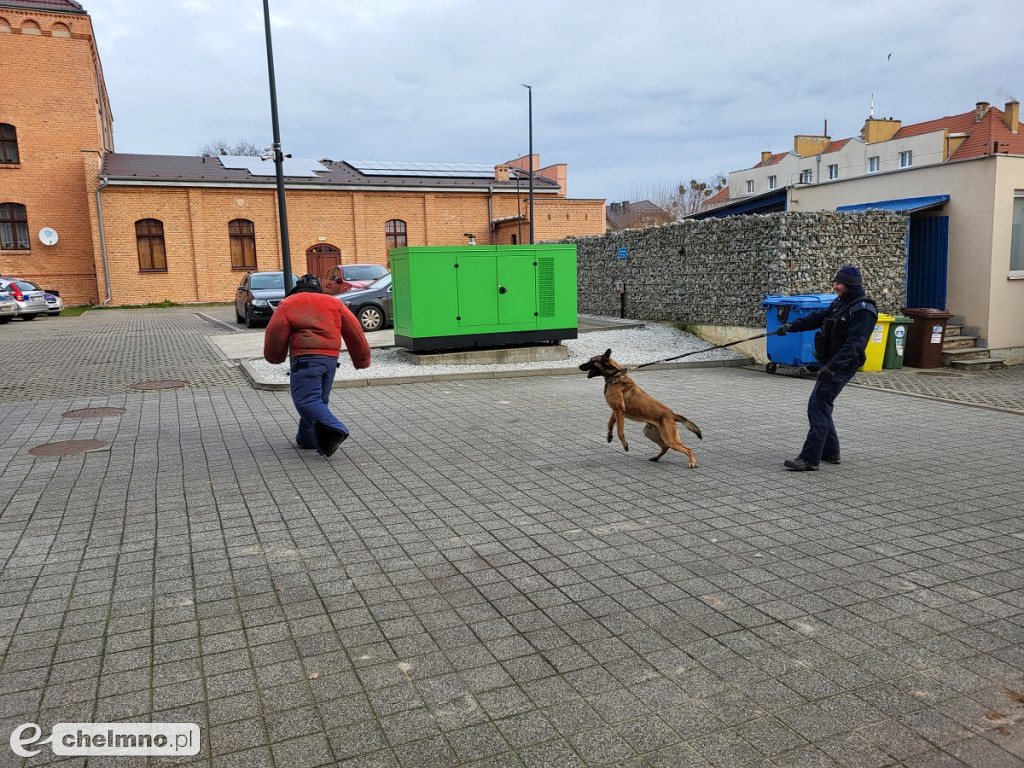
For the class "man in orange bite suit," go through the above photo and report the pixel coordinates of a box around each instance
[263,274,372,456]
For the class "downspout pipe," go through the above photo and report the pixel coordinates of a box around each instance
[83,149,113,305]
[487,186,493,244]
[96,177,112,305]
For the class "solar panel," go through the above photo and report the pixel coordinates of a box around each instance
[349,160,496,178]
[218,155,328,177]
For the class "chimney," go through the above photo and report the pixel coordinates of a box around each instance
[494,164,510,181]
[1004,101,1020,134]
[610,202,621,213]
[975,102,990,122]
[761,151,772,164]
[621,201,630,214]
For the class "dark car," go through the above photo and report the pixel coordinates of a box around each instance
[323,263,389,294]
[337,273,393,332]
[235,271,298,328]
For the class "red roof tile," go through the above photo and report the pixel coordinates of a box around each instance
[894,104,1024,160]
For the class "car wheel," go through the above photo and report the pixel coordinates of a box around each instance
[0,316,10,324]
[358,305,384,332]
[21,313,38,321]
[49,311,62,317]
[245,306,259,328]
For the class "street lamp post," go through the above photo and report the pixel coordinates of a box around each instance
[263,0,293,292]
[520,83,534,245]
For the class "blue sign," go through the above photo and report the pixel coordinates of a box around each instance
[617,247,627,259]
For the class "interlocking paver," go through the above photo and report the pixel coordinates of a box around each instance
[2,308,1024,766]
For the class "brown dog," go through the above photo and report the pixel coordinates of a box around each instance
[579,348,702,466]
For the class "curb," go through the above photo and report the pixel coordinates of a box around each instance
[240,355,753,391]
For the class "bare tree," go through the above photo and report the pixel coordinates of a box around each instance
[197,139,262,157]
[624,173,727,220]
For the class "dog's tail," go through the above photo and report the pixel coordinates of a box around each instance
[674,414,702,440]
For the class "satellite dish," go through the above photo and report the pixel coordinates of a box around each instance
[39,227,59,246]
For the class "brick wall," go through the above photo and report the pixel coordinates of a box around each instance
[568,211,909,326]
[0,8,108,305]
[97,185,607,305]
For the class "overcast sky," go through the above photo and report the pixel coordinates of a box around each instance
[86,0,1019,201]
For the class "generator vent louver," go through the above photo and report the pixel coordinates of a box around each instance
[537,257,556,316]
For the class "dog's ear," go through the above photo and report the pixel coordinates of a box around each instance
[602,349,612,361]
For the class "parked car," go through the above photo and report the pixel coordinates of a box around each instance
[323,263,389,294]
[0,277,49,320]
[235,271,298,328]
[45,292,65,316]
[337,273,393,332]
[0,291,15,323]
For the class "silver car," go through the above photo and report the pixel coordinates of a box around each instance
[0,277,50,320]
[0,291,15,323]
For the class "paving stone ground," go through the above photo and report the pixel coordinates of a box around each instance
[0,307,1022,768]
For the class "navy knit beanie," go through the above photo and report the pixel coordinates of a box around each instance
[833,265,862,287]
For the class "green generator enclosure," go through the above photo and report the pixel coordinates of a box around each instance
[390,244,578,352]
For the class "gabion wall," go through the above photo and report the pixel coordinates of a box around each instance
[566,211,908,327]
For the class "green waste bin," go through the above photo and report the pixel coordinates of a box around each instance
[882,315,914,369]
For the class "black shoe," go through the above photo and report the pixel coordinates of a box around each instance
[822,454,841,465]
[784,458,819,471]
[314,422,349,458]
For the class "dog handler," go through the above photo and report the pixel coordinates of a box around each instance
[777,265,877,471]
[264,274,372,457]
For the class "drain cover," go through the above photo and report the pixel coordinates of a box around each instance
[29,439,108,457]
[62,407,127,418]
[130,380,188,390]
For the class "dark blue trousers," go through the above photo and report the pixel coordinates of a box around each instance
[798,368,855,465]
[289,355,349,450]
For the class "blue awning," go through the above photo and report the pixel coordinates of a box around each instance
[836,195,949,214]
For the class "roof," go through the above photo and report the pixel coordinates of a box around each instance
[605,200,673,230]
[689,189,787,219]
[824,138,851,153]
[755,152,788,168]
[896,104,1024,160]
[0,0,86,12]
[99,154,562,193]
[836,195,950,214]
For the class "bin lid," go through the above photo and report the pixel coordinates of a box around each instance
[877,313,895,322]
[763,293,837,308]
[891,315,914,323]
[901,307,952,318]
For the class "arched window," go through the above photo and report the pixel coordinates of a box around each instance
[136,219,167,272]
[385,219,407,250]
[0,124,19,164]
[0,202,29,250]
[229,218,256,269]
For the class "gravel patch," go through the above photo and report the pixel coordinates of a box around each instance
[244,319,749,386]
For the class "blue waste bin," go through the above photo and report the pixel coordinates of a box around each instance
[762,293,836,374]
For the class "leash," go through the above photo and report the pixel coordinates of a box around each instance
[628,330,777,371]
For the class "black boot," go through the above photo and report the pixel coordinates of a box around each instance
[314,421,349,458]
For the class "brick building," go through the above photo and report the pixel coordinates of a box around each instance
[1,1,605,307]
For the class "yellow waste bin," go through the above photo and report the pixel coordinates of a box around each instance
[859,313,893,372]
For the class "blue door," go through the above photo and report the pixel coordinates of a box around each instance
[906,217,948,309]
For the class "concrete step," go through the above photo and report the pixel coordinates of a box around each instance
[945,324,962,338]
[941,346,992,365]
[943,335,980,350]
[949,357,1005,371]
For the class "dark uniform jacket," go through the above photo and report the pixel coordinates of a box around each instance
[787,287,878,373]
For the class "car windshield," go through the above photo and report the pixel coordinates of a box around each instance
[343,265,386,281]
[250,273,297,290]
[367,274,392,290]
[12,280,41,291]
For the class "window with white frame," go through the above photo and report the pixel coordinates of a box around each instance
[1010,194,1024,273]
[868,156,880,173]
[799,168,813,184]
[828,164,839,180]
[744,179,753,195]
[900,150,913,168]
[767,175,777,190]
